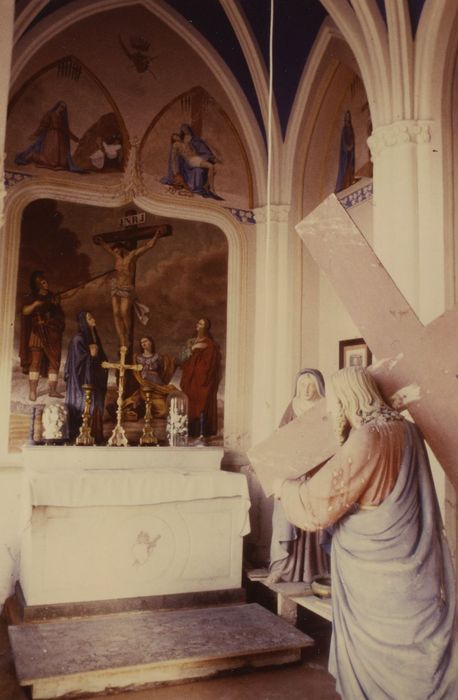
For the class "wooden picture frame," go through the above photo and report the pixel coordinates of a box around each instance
[339,337,372,370]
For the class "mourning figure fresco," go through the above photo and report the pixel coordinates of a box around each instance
[335,110,356,193]
[72,112,124,172]
[15,101,85,173]
[14,101,125,174]
[161,123,223,200]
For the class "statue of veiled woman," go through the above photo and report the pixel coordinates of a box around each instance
[267,368,331,585]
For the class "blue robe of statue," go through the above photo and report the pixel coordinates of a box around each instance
[329,421,458,699]
[64,311,108,443]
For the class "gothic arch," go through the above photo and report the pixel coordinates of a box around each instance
[11,0,266,205]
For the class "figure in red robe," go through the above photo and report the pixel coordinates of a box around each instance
[180,317,222,438]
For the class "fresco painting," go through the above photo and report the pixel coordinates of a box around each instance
[7,58,128,176]
[10,199,228,450]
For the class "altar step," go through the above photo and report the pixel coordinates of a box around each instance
[246,569,333,623]
[9,603,314,699]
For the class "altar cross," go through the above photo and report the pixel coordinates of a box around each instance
[102,346,142,446]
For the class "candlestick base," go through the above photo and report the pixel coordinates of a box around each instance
[107,424,128,447]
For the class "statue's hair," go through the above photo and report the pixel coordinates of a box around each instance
[330,367,387,444]
[331,367,384,413]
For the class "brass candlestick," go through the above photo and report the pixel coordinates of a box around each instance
[75,384,95,446]
[139,388,158,446]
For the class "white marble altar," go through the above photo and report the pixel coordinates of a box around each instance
[20,447,250,607]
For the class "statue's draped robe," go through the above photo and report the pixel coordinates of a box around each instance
[270,401,330,584]
[281,418,457,699]
[126,353,177,419]
[180,336,222,437]
[64,314,108,443]
[15,102,83,172]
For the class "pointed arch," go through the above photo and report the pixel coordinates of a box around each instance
[139,85,253,208]
[11,0,266,205]
[8,54,130,169]
[219,0,282,200]
[319,0,389,127]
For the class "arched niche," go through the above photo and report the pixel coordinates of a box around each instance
[140,85,253,208]
[11,0,266,205]
[0,180,250,462]
[7,55,128,175]
[284,23,372,375]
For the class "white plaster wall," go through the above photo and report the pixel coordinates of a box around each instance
[0,469,24,605]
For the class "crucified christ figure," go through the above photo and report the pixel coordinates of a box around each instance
[94,226,167,348]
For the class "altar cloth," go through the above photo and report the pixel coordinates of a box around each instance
[28,469,250,535]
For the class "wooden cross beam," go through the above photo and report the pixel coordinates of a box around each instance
[92,223,172,250]
[249,194,458,495]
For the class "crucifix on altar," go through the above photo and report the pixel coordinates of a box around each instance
[92,210,173,351]
[102,345,143,446]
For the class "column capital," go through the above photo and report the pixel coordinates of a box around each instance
[253,204,290,224]
[368,120,433,159]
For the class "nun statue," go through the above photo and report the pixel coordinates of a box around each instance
[267,368,330,585]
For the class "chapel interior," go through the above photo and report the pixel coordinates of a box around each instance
[1,0,458,698]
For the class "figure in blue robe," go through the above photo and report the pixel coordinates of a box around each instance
[161,123,223,200]
[335,110,356,193]
[64,311,108,443]
[15,101,85,173]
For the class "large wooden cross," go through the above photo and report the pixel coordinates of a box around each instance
[249,194,458,495]
[102,346,142,446]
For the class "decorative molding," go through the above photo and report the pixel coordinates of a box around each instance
[4,169,34,190]
[253,204,290,224]
[338,181,373,210]
[224,207,255,225]
[368,120,432,158]
[120,137,146,199]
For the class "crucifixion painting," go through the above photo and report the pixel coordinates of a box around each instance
[93,218,172,349]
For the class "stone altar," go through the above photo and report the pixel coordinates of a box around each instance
[19,446,250,607]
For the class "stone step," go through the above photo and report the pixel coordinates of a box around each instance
[245,569,332,624]
[9,603,314,699]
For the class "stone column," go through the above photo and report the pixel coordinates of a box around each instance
[369,119,446,511]
[0,2,14,228]
[251,204,295,444]
[368,119,443,322]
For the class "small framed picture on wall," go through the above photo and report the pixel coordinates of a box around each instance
[339,337,372,369]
